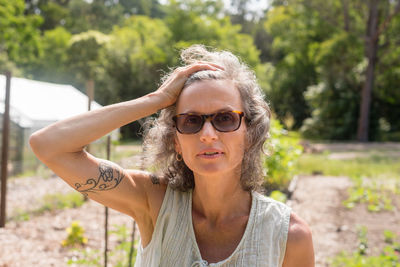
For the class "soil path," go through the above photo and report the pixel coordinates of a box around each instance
[0,154,142,267]
[1,144,399,266]
[289,175,400,267]
[0,199,133,267]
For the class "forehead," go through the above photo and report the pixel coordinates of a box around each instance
[176,79,243,113]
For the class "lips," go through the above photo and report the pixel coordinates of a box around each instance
[197,149,224,158]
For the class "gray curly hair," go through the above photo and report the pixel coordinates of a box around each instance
[142,45,270,192]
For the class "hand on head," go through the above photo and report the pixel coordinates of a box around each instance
[156,62,224,107]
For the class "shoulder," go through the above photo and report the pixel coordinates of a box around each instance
[126,169,168,221]
[253,192,291,216]
[282,212,315,267]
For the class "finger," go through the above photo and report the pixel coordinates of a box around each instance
[192,61,225,70]
[181,63,221,76]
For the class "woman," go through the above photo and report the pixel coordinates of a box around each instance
[30,45,314,266]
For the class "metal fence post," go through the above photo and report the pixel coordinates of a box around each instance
[0,71,11,227]
[104,135,111,267]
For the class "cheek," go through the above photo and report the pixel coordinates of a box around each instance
[175,135,193,155]
[227,130,247,156]
[174,135,181,153]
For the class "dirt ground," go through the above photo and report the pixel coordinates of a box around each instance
[0,143,399,266]
[0,174,135,267]
[288,175,400,266]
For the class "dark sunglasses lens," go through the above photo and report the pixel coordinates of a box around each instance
[213,112,240,132]
[177,114,203,133]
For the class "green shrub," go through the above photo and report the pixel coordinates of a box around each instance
[38,192,85,213]
[263,120,303,193]
[67,223,137,266]
[62,221,88,247]
[343,176,396,213]
[331,227,400,267]
[269,190,287,203]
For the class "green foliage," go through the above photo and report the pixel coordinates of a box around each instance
[67,224,137,266]
[12,208,30,222]
[375,13,400,138]
[297,151,400,212]
[263,4,324,129]
[269,190,287,203]
[384,230,396,244]
[65,0,124,34]
[263,120,303,193]
[0,0,42,71]
[343,176,395,213]
[9,191,85,222]
[38,192,85,213]
[357,225,369,255]
[2,0,399,141]
[165,2,260,67]
[119,0,164,18]
[94,15,174,116]
[297,153,400,180]
[264,0,400,141]
[68,30,110,82]
[300,32,363,140]
[36,163,54,179]
[27,26,73,83]
[331,227,400,267]
[62,221,88,247]
[38,1,69,31]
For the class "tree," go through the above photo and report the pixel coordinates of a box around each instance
[65,30,110,105]
[165,0,260,67]
[64,0,124,34]
[263,4,326,129]
[99,16,174,138]
[100,16,173,104]
[264,0,400,140]
[119,0,164,18]
[27,27,73,83]
[24,0,70,31]
[0,0,42,71]
[357,0,400,141]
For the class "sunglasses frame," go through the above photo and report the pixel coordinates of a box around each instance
[173,110,245,134]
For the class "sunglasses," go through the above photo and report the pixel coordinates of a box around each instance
[173,110,245,134]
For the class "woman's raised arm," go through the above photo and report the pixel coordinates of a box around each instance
[29,63,222,221]
[29,92,167,219]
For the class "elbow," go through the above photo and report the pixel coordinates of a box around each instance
[29,130,51,161]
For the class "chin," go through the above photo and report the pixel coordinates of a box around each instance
[190,162,240,177]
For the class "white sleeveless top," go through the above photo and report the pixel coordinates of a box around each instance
[134,185,291,267]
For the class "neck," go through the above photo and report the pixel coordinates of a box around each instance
[192,171,251,225]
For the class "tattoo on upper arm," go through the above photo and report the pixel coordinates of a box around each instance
[150,173,160,185]
[74,161,125,197]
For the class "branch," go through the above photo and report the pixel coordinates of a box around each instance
[301,0,340,30]
[373,0,400,41]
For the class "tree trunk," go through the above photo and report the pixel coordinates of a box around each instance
[357,0,379,142]
[341,0,350,31]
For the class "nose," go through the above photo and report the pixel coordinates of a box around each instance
[199,120,218,143]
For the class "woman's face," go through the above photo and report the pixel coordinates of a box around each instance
[174,79,247,178]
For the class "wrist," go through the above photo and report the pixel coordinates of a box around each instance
[145,91,173,110]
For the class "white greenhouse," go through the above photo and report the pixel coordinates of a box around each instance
[0,75,118,175]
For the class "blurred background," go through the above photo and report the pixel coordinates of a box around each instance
[0,0,399,266]
[1,0,399,142]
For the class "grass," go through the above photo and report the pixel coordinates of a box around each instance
[38,192,85,213]
[111,148,142,164]
[330,227,400,266]
[67,223,137,266]
[296,150,400,212]
[10,192,85,222]
[296,153,400,180]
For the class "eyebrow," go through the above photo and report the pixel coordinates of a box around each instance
[180,107,237,114]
